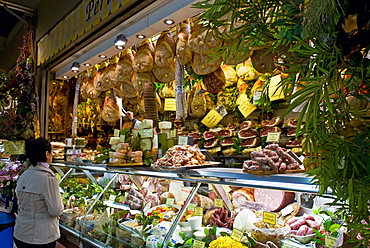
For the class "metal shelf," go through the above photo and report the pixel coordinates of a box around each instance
[51,162,319,194]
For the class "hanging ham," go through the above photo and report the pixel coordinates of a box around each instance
[154,31,176,67]
[176,22,193,66]
[133,39,155,72]
[188,24,223,55]
[116,49,135,82]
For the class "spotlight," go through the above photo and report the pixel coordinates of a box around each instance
[62,75,69,79]
[116,45,125,50]
[114,34,128,46]
[83,63,92,67]
[98,54,107,58]
[70,62,80,72]
[164,19,175,25]
[136,34,146,39]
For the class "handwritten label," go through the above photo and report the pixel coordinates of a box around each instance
[216,146,221,152]
[231,228,244,242]
[152,218,160,226]
[4,141,25,155]
[269,75,285,101]
[263,211,277,225]
[238,93,257,118]
[170,129,177,138]
[194,207,203,216]
[164,98,177,111]
[192,240,205,248]
[201,109,223,128]
[325,235,337,248]
[178,136,188,146]
[214,199,223,208]
[166,198,175,207]
[188,203,196,210]
[108,195,116,202]
[114,129,120,137]
[266,132,281,143]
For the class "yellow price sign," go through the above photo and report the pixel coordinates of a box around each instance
[238,93,257,118]
[194,207,203,216]
[192,240,205,248]
[263,211,277,225]
[166,198,175,207]
[231,228,244,242]
[325,235,337,248]
[214,199,223,208]
[4,141,25,155]
[164,98,177,111]
[152,218,160,226]
[188,203,196,210]
[201,109,223,128]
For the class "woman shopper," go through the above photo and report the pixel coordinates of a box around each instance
[14,138,64,248]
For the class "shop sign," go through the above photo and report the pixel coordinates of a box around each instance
[37,0,141,65]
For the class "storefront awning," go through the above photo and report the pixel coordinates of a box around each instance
[37,0,139,66]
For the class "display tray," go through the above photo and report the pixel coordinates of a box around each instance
[151,161,221,171]
[106,162,146,167]
[243,169,306,175]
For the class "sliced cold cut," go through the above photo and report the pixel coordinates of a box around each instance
[254,188,295,211]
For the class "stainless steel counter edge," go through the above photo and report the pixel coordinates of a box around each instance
[51,162,323,193]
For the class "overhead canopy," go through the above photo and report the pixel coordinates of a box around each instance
[37,0,139,66]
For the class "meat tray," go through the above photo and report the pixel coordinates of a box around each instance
[151,161,221,171]
[243,168,306,175]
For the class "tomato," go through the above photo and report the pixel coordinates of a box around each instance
[147,212,152,216]
[161,209,166,212]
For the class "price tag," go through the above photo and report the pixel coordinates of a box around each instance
[166,198,175,207]
[231,228,244,242]
[263,211,277,225]
[170,129,177,138]
[4,141,25,155]
[269,75,285,101]
[188,203,196,210]
[109,195,116,202]
[114,129,120,137]
[325,235,338,248]
[201,109,223,128]
[152,218,160,226]
[192,240,205,248]
[238,93,257,118]
[120,135,125,143]
[178,136,188,146]
[194,207,203,216]
[216,146,221,152]
[214,199,223,208]
[164,98,177,111]
[266,132,281,143]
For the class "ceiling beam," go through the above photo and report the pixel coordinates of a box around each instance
[0,0,35,15]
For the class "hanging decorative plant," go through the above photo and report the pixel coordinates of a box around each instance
[0,20,36,140]
[193,0,370,246]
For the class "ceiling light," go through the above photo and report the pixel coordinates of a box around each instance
[116,45,125,50]
[164,19,175,25]
[62,75,69,79]
[136,34,146,39]
[114,34,128,46]
[83,63,92,67]
[70,62,80,72]
[98,54,107,58]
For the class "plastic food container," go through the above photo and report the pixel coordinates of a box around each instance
[251,220,291,247]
